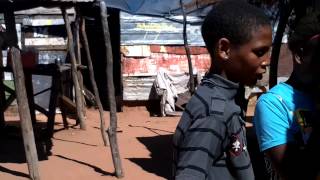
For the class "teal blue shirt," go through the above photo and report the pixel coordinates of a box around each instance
[254,82,314,151]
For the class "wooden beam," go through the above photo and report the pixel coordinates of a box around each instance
[61,6,86,130]
[10,47,41,180]
[80,17,109,146]
[99,1,124,178]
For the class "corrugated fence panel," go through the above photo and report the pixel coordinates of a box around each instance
[120,12,205,46]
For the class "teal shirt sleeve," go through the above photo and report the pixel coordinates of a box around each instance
[253,94,294,152]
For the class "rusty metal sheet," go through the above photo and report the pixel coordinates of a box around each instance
[122,53,210,76]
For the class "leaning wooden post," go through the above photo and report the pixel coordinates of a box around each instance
[4,6,41,179]
[10,48,41,180]
[80,17,109,146]
[99,0,124,177]
[62,7,86,129]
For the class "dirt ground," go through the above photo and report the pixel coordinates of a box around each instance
[0,101,268,180]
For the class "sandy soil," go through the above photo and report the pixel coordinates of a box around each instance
[0,106,180,180]
[0,102,267,180]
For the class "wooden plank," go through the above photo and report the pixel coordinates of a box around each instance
[62,7,86,130]
[80,16,109,146]
[99,0,124,178]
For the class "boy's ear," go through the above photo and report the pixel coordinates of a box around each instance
[293,53,302,64]
[217,38,231,61]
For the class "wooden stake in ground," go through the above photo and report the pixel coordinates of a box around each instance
[74,7,87,119]
[80,17,109,146]
[180,0,195,94]
[62,7,86,130]
[99,0,124,178]
[10,47,41,180]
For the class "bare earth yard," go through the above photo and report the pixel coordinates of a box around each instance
[0,102,267,180]
[0,106,179,180]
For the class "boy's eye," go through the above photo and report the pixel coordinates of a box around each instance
[253,47,269,57]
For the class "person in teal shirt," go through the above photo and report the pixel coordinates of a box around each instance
[254,11,320,180]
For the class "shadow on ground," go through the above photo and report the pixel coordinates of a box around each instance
[128,117,269,180]
[55,154,114,176]
[128,134,173,180]
[0,121,53,163]
[0,120,54,178]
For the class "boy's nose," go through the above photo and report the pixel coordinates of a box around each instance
[262,56,271,66]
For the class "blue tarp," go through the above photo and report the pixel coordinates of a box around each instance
[104,0,214,17]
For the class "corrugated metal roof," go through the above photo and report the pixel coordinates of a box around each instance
[15,7,74,15]
[0,0,94,13]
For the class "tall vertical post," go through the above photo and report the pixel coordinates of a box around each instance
[99,1,124,177]
[180,0,195,94]
[62,7,86,129]
[74,6,86,118]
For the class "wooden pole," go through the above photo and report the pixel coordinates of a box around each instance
[62,7,86,129]
[75,6,87,118]
[269,0,292,88]
[80,17,109,146]
[4,5,40,179]
[10,47,41,180]
[99,1,124,177]
[0,48,5,129]
[180,0,195,94]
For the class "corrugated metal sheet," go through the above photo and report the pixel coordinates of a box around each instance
[121,45,210,100]
[120,12,205,46]
[16,7,75,15]
[123,76,155,101]
[122,52,210,76]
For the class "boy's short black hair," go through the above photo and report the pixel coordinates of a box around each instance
[288,11,320,52]
[201,0,270,57]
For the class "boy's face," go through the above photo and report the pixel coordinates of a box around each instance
[224,25,272,86]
